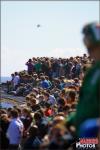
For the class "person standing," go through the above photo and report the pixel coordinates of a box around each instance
[26,59,34,75]
[13,72,20,90]
[75,22,100,137]
[6,109,24,150]
[0,114,10,150]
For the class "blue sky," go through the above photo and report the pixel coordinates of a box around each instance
[1,1,99,77]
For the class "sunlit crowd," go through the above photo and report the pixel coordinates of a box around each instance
[1,54,95,150]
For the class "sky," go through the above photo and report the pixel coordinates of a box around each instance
[1,1,99,77]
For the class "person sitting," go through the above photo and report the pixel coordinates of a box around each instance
[43,92,57,106]
[58,98,65,112]
[44,102,53,117]
[30,98,40,112]
[40,76,50,89]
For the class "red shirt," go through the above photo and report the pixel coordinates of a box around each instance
[45,109,52,117]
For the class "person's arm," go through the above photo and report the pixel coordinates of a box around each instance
[25,62,29,65]
[6,123,11,139]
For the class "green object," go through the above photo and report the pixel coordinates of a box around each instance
[75,61,100,136]
[66,111,76,125]
[35,63,42,72]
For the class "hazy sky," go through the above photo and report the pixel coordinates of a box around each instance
[1,1,99,77]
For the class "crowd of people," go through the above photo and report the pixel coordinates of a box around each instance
[1,21,100,150]
[1,54,96,150]
[6,54,92,96]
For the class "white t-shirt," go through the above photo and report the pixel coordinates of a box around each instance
[13,75,20,86]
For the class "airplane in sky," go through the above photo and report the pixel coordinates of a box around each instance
[37,24,41,28]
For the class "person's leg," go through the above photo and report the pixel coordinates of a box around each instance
[7,81,10,93]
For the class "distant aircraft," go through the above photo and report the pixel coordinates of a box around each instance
[37,24,41,28]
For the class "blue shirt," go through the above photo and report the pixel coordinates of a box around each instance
[41,80,50,88]
[7,118,24,145]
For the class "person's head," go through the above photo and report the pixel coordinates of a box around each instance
[53,116,65,126]
[15,108,21,117]
[0,109,7,115]
[34,112,42,124]
[74,78,79,83]
[26,96,30,101]
[7,108,13,117]
[63,105,71,115]
[11,73,14,77]
[49,124,67,142]
[38,95,44,101]
[68,91,76,103]
[45,76,49,80]
[10,109,19,119]
[70,57,73,61]
[58,98,65,107]
[22,108,31,117]
[41,76,45,81]
[1,114,9,122]
[61,89,66,95]
[45,102,51,109]
[39,73,44,76]
[56,112,65,117]
[29,92,36,98]
[30,98,37,106]
[43,92,50,101]
[83,54,87,58]
[28,59,32,62]
[28,125,38,137]
[15,72,18,76]
[33,74,38,79]
[82,22,100,61]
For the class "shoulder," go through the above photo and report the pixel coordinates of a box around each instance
[85,64,100,85]
[9,120,16,127]
[81,65,100,93]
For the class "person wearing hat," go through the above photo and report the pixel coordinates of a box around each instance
[75,22,100,137]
